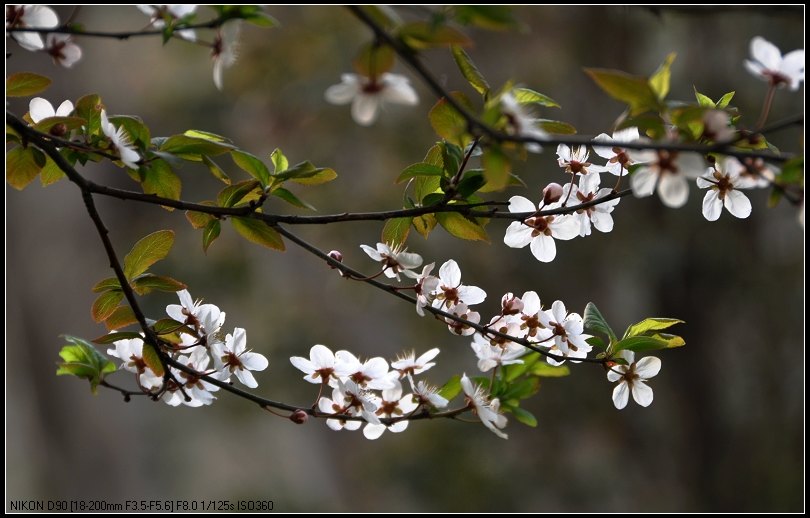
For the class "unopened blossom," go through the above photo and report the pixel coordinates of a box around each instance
[360,242,422,281]
[363,381,418,440]
[557,144,607,177]
[6,5,58,51]
[592,127,641,176]
[562,171,620,237]
[471,334,526,372]
[607,350,661,409]
[334,350,397,390]
[403,263,440,316]
[290,344,338,384]
[29,97,73,123]
[212,20,240,91]
[739,157,775,188]
[166,289,225,347]
[444,303,481,336]
[430,259,487,311]
[515,291,553,342]
[100,110,141,170]
[408,375,448,409]
[318,380,380,431]
[542,182,564,204]
[500,92,547,153]
[137,5,198,41]
[163,346,219,407]
[391,348,439,377]
[43,33,82,68]
[744,36,804,91]
[325,72,418,126]
[540,300,592,365]
[107,335,162,390]
[211,327,268,388]
[696,157,755,221]
[503,196,579,263]
[500,292,524,316]
[461,374,508,439]
[629,147,704,208]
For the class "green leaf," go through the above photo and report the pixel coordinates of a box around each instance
[231,217,285,251]
[104,305,137,331]
[382,217,412,247]
[623,317,684,339]
[40,154,66,186]
[74,94,103,136]
[141,159,181,204]
[123,229,175,280]
[92,277,121,293]
[529,362,571,377]
[429,93,472,147]
[109,115,150,148]
[512,87,560,108]
[185,209,215,229]
[288,166,337,186]
[415,176,441,204]
[398,21,472,49]
[451,45,490,96]
[353,42,395,77]
[649,52,676,101]
[141,342,165,377]
[160,134,234,158]
[202,219,221,253]
[231,150,271,186]
[131,273,187,295]
[716,91,735,109]
[91,290,123,323]
[271,187,316,210]
[441,142,464,177]
[270,148,288,174]
[613,333,685,353]
[200,155,230,185]
[482,146,511,191]
[152,318,192,336]
[6,72,51,97]
[436,211,489,242]
[693,87,716,108]
[438,375,462,401]
[396,162,444,183]
[6,146,44,190]
[244,10,279,27]
[183,129,232,143]
[91,331,142,345]
[32,116,86,135]
[501,377,540,401]
[583,302,617,343]
[456,170,487,198]
[510,406,538,427]
[217,179,260,208]
[537,119,577,135]
[56,335,116,394]
[453,5,518,30]
[584,68,660,115]
[412,214,437,239]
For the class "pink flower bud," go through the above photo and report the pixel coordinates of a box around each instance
[327,250,343,269]
[289,409,309,424]
[543,182,564,204]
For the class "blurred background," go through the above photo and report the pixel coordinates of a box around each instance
[6,6,803,512]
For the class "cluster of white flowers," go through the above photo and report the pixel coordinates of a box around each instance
[6,5,82,67]
[290,345,447,439]
[107,289,268,407]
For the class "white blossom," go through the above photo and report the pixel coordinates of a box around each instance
[334,350,397,390]
[211,327,268,388]
[744,36,804,91]
[592,127,641,176]
[562,171,620,236]
[515,291,553,342]
[360,242,422,281]
[444,303,481,336]
[6,5,58,51]
[607,350,661,409]
[557,144,607,176]
[503,196,579,263]
[500,92,547,153]
[44,33,82,68]
[470,334,526,373]
[212,20,240,91]
[290,344,338,384]
[408,375,448,409]
[363,381,418,440]
[163,346,219,407]
[539,300,592,365]
[629,147,704,208]
[430,259,487,311]
[696,157,755,221]
[403,263,440,316]
[137,5,198,41]
[29,97,73,124]
[325,72,418,126]
[166,289,225,348]
[318,380,380,431]
[461,374,508,439]
[391,348,440,377]
[107,335,162,390]
[100,110,141,170]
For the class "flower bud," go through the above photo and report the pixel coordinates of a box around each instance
[542,182,564,204]
[327,250,343,269]
[49,123,68,137]
[289,409,309,424]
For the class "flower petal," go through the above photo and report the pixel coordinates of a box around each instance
[750,36,781,70]
[28,97,55,124]
[702,190,722,221]
[324,77,359,105]
[363,423,386,440]
[503,222,533,248]
[351,94,380,126]
[631,381,654,407]
[439,259,461,287]
[635,356,662,378]
[529,234,556,262]
[507,195,537,214]
[612,381,630,409]
[631,167,657,197]
[724,189,752,219]
[658,173,689,208]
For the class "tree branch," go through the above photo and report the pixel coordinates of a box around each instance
[6,18,226,40]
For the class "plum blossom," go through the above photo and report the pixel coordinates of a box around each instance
[444,303,480,336]
[334,350,397,390]
[503,196,579,263]
[44,34,82,68]
[166,289,225,347]
[391,348,439,377]
[403,263,440,316]
[562,172,620,236]
[211,327,268,388]
[470,334,526,372]
[212,20,240,91]
[739,157,775,189]
[430,259,487,311]
[556,144,607,176]
[607,350,661,409]
[461,374,508,439]
[360,242,422,281]
[318,380,380,431]
[592,127,641,176]
[363,381,419,440]
[515,291,553,342]
[696,157,755,221]
[163,346,220,407]
[107,335,162,390]
[325,72,418,126]
[290,344,338,384]
[408,376,448,409]
[6,5,58,51]
[540,300,592,365]
[744,36,804,91]
[137,5,198,41]
[100,110,141,170]
[29,97,73,124]
[629,147,704,208]
[500,92,547,153]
